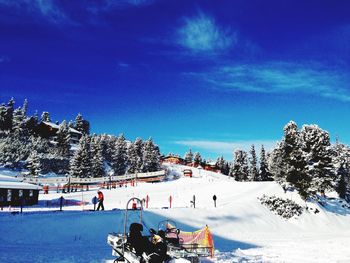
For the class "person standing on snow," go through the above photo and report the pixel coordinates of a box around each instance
[97,190,104,211]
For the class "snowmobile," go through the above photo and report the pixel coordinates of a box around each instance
[107,198,214,263]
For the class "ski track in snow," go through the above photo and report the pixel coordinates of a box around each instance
[1,164,350,262]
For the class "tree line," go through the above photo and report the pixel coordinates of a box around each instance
[0,98,161,177]
[193,121,349,201]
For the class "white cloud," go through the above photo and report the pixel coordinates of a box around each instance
[175,140,277,155]
[185,61,350,102]
[177,13,236,53]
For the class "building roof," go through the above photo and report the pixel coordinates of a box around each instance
[42,121,82,134]
[0,174,21,182]
[0,181,42,190]
[0,174,41,190]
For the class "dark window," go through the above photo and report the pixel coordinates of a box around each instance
[7,190,12,201]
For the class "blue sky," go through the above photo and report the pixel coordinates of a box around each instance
[1,0,350,160]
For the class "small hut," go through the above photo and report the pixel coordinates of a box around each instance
[0,175,42,207]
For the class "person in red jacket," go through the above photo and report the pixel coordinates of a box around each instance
[97,191,104,211]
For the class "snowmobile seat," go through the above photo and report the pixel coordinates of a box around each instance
[165,237,180,246]
[127,223,153,256]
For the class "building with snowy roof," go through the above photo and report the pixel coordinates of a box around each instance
[36,121,82,144]
[0,174,42,207]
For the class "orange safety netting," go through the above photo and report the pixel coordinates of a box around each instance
[166,223,215,257]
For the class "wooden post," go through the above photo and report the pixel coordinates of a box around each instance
[59,196,64,211]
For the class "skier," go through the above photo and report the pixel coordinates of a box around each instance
[97,190,104,211]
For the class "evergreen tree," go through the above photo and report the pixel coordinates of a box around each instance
[75,113,90,135]
[216,156,225,173]
[142,138,160,172]
[12,107,26,136]
[300,125,335,194]
[22,99,28,116]
[232,150,249,181]
[193,152,202,165]
[127,138,143,173]
[268,142,284,182]
[336,164,348,199]
[112,134,128,175]
[41,111,51,122]
[56,120,71,157]
[5,97,15,130]
[91,136,105,177]
[283,121,310,199]
[259,145,270,181]
[184,149,193,164]
[249,145,259,181]
[0,104,7,131]
[222,161,230,175]
[70,135,91,178]
[27,150,41,176]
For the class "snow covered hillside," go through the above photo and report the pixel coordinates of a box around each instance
[1,165,350,262]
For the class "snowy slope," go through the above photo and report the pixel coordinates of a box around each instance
[1,165,350,262]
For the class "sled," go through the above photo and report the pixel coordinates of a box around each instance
[107,198,214,263]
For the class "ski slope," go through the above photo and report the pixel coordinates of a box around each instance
[1,164,350,262]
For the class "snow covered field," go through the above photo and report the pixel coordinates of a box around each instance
[1,165,350,263]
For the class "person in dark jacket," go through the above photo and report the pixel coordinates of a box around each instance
[97,191,104,211]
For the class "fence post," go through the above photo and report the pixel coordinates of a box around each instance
[59,196,64,211]
[191,195,196,208]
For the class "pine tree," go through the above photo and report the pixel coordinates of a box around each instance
[336,164,348,199]
[27,151,41,176]
[259,145,270,181]
[56,120,71,157]
[0,104,7,131]
[300,125,335,194]
[222,161,230,175]
[127,138,143,173]
[112,134,128,175]
[193,152,202,166]
[91,136,105,177]
[249,145,259,181]
[284,122,310,199]
[232,150,249,181]
[75,113,90,135]
[184,149,193,164]
[4,97,15,130]
[216,156,225,173]
[70,135,91,178]
[41,111,51,122]
[12,107,26,136]
[22,99,28,116]
[142,138,160,172]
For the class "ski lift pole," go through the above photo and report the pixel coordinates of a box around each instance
[81,190,84,210]
[169,195,172,208]
[123,197,143,257]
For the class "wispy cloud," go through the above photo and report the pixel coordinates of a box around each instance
[87,0,156,14]
[175,140,277,155]
[185,61,350,102]
[0,0,69,24]
[118,62,130,69]
[176,13,237,54]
